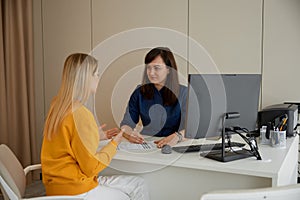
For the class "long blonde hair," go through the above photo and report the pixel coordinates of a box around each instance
[44,53,98,140]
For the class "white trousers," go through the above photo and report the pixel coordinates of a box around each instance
[76,175,149,200]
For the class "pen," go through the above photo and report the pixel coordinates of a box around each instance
[279,117,288,131]
[281,123,288,131]
[276,114,288,131]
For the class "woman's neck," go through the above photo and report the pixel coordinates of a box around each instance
[154,84,164,91]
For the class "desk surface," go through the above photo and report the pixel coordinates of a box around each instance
[99,135,299,200]
[100,135,298,183]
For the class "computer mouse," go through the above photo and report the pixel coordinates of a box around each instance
[161,144,172,154]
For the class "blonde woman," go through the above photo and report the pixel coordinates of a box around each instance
[41,53,149,200]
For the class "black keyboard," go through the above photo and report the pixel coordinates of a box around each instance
[172,142,246,153]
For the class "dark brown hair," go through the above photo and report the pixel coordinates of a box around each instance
[141,47,179,106]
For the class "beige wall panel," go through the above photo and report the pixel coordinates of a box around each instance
[262,0,300,107]
[189,0,262,74]
[92,0,188,128]
[42,0,91,112]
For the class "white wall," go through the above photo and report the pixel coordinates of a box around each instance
[91,0,188,127]
[189,0,262,74]
[33,0,300,144]
[262,0,300,107]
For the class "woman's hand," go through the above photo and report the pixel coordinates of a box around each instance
[104,127,119,139]
[154,133,179,148]
[123,132,144,144]
[112,130,124,145]
[120,125,144,144]
[99,124,119,139]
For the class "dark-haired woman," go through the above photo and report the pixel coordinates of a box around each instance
[120,47,187,148]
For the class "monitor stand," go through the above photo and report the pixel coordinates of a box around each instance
[201,113,258,162]
[201,148,254,162]
[201,123,255,162]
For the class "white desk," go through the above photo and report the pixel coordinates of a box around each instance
[99,135,299,200]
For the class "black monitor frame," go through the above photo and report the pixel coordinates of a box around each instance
[185,74,261,140]
[184,74,262,162]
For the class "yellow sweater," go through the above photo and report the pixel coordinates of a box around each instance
[41,106,117,196]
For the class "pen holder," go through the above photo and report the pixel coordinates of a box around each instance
[270,130,286,148]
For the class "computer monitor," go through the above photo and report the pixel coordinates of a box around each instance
[185,74,261,139]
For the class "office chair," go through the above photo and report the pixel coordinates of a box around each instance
[0,144,83,200]
[200,184,300,200]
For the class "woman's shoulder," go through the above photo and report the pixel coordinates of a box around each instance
[134,84,142,91]
[70,105,95,122]
[178,84,188,100]
[179,84,188,92]
[131,84,142,95]
[60,106,92,123]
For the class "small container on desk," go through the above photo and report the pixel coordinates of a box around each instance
[260,126,271,145]
[270,129,286,149]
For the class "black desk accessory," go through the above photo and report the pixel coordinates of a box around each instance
[258,103,298,137]
[202,112,262,162]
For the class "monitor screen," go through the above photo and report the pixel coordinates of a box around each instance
[185,74,261,139]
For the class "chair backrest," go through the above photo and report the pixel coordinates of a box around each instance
[0,144,26,199]
[200,184,300,200]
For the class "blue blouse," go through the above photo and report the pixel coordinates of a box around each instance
[120,84,187,137]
